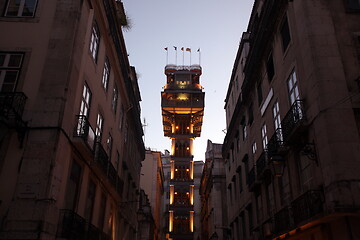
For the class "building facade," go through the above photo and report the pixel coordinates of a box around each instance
[0,0,145,239]
[161,64,205,240]
[223,0,360,239]
[200,140,228,240]
[140,149,165,240]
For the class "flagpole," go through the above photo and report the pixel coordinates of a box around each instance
[190,51,192,65]
[182,48,184,66]
[198,48,201,66]
[165,47,168,65]
[173,46,177,65]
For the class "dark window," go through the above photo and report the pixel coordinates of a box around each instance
[84,179,96,223]
[65,161,82,211]
[237,166,243,193]
[347,0,360,10]
[0,52,24,92]
[280,16,291,52]
[112,85,118,113]
[247,204,253,232]
[266,53,275,81]
[240,212,246,238]
[248,103,254,125]
[4,0,38,17]
[257,82,263,106]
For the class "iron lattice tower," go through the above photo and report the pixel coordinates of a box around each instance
[161,64,205,240]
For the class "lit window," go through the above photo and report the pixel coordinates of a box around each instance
[0,53,23,92]
[89,22,100,62]
[252,142,257,154]
[79,83,91,117]
[4,0,38,17]
[102,58,110,90]
[261,124,268,150]
[96,113,104,140]
[287,71,300,105]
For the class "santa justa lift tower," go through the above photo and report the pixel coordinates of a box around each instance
[161,64,205,240]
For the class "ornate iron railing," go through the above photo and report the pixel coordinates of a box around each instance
[0,92,27,122]
[291,189,324,225]
[267,128,284,156]
[74,115,96,151]
[273,207,291,235]
[256,151,267,177]
[94,142,110,175]
[281,100,306,142]
[57,209,87,239]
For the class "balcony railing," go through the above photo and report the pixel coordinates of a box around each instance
[57,209,111,240]
[74,115,96,151]
[0,92,27,126]
[94,141,110,175]
[273,207,291,235]
[267,128,284,156]
[281,100,306,143]
[57,209,87,239]
[291,189,324,225]
[161,96,204,109]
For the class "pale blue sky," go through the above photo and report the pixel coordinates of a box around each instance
[123,0,254,161]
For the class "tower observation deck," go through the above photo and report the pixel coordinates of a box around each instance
[161,64,205,240]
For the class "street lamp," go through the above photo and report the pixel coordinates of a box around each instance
[269,155,285,177]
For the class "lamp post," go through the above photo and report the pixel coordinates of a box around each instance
[269,155,285,177]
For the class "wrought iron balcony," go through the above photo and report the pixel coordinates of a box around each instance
[267,128,284,157]
[94,141,110,176]
[273,207,291,235]
[0,92,27,126]
[281,100,306,143]
[74,115,96,151]
[291,189,324,225]
[57,209,87,239]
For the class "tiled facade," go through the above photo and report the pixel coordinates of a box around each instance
[223,0,360,239]
[0,0,145,239]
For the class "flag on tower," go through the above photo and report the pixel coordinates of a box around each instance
[164,47,168,51]
[186,48,191,52]
[197,48,200,52]
[173,46,177,51]
[181,47,184,51]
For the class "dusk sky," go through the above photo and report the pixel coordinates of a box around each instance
[123,0,254,161]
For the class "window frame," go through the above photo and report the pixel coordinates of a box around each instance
[102,57,110,91]
[0,52,24,92]
[280,15,291,53]
[89,21,100,62]
[4,0,38,17]
[287,70,300,105]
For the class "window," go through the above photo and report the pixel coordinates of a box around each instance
[107,133,113,160]
[102,58,110,90]
[4,0,38,17]
[119,105,124,130]
[247,204,253,232]
[272,101,281,130]
[89,22,100,62]
[248,103,254,125]
[0,53,23,92]
[112,86,118,113]
[65,160,82,211]
[257,81,263,106]
[236,166,243,193]
[346,0,360,10]
[79,83,92,117]
[280,16,291,52]
[252,142,257,154]
[243,125,247,140]
[84,179,96,223]
[96,113,104,140]
[261,124,268,150]
[266,52,275,81]
[287,71,300,105]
